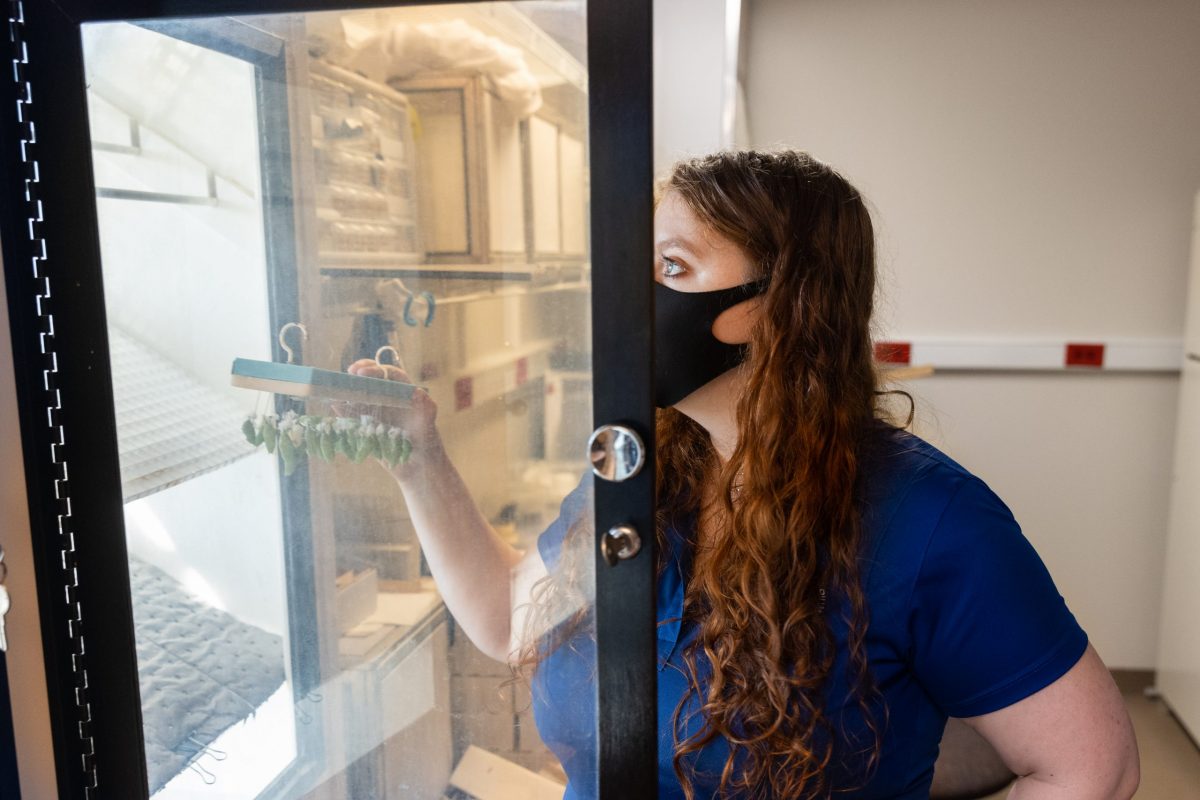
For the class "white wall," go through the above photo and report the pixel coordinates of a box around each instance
[906,373,1180,670]
[745,0,1200,667]
[86,24,274,402]
[653,0,740,173]
[124,456,290,636]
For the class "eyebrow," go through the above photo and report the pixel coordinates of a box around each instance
[655,237,700,255]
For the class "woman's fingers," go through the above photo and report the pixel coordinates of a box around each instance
[348,358,411,384]
[383,364,411,383]
[341,359,419,429]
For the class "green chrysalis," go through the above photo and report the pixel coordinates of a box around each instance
[353,434,371,464]
[381,435,398,468]
[279,431,297,475]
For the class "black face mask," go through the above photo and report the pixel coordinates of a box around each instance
[654,279,767,408]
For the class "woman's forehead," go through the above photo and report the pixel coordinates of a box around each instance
[654,192,730,254]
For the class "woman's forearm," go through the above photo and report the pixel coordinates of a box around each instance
[964,645,1139,800]
[1006,768,1138,800]
[391,440,524,661]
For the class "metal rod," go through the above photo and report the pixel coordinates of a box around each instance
[95,187,218,206]
[92,142,141,155]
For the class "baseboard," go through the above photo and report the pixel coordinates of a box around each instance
[1111,668,1155,695]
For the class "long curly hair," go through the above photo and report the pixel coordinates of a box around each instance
[515,150,907,799]
[657,150,896,799]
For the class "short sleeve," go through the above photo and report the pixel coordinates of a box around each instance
[910,476,1088,718]
[536,472,594,571]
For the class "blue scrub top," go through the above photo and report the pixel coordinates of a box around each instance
[531,424,1088,799]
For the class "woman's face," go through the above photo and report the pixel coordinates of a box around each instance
[654,190,761,344]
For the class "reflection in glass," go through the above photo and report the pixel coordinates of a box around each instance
[83,4,592,797]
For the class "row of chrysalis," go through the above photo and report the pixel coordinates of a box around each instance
[242,409,413,475]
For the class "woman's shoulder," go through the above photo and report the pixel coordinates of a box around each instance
[859,426,1088,718]
[861,423,992,508]
[862,422,976,485]
[858,422,1017,569]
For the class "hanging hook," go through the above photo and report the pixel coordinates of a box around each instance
[402,291,437,327]
[187,761,217,785]
[402,292,419,327]
[278,322,308,365]
[186,735,227,761]
[374,345,404,371]
[419,291,436,327]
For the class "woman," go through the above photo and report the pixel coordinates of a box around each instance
[351,150,1139,799]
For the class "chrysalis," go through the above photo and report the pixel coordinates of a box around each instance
[305,426,322,459]
[381,433,399,468]
[279,431,298,476]
[242,418,258,446]
[353,433,372,464]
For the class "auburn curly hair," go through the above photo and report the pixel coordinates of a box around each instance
[515,150,908,799]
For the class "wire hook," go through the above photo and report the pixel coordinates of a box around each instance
[374,345,403,371]
[278,322,308,364]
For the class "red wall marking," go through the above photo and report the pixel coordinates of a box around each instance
[874,341,912,365]
[455,376,474,410]
[1065,343,1105,368]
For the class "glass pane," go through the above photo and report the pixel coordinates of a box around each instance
[81,5,596,798]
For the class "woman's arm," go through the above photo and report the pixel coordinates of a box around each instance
[962,644,1139,799]
[390,437,530,661]
[348,358,546,663]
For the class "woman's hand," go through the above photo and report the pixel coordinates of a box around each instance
[345,358,442,483]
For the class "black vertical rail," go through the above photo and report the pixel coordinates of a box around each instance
[0,5,83,794]
[587,1,656,799]
[248,19,319,713]
[250,28,327,792]
[2,0,147,796]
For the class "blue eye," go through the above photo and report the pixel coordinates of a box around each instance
[661,256,685,277]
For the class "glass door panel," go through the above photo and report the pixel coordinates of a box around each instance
[80,5,597,798]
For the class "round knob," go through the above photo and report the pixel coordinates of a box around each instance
[601,524,642,566]
[587,424,645,482]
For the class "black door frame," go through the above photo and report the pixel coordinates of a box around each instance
[0,1,655,797]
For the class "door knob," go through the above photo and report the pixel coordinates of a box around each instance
[587,424,645,482]
[601,524,642,566]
